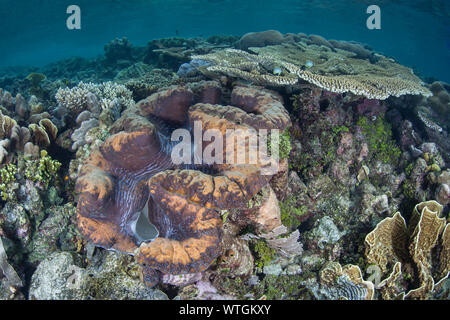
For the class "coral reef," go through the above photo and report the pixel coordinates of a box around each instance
[0,237,22,299]
[104,37,134,64]
[29,251,168,300]
[365,200,448,299]
[0,31,448,301]
[304,262,374,300]
[191,39,431,99]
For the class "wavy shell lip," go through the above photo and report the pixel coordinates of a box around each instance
[75,82,292,286]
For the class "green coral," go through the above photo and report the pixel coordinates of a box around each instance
[26,72,46,87]
[405,162,415,177]
[331,125,350,136]
[258,275,309,300]
[356,116,401,165]
[252,240,276,270]
[0,163,17,201]
[25,150,61,188]
[267,128,292,160]
[278,129,292,160]
[280,196,308,230]
[290,124,348,179]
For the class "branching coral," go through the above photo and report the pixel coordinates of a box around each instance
[0,163,17,201]
[55,81,134,115]
[56,81,135,154]
[75,82,292,286]
[24,150,61,188]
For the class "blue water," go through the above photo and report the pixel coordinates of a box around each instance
[0,0,449,82]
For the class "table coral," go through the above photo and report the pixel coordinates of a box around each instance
[191,37,431,99]
[75,82,292,286]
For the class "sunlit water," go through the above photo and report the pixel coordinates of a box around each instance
[0,0,449,81]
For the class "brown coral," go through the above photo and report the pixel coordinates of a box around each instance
[0,112,17,140]
[28,118,58,148]
[319,262,374,300]
[365,212,409,273]
[365,200,449,299]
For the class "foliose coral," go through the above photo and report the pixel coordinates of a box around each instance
[365,200,449,299]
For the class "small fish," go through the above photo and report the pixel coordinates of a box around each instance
[273,67,282,76]
[305,60,314,68]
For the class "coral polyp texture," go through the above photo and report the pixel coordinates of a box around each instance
[75,82,291,286]
[191,39,431,99]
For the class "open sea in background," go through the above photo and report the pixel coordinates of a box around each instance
[0,0,449,82]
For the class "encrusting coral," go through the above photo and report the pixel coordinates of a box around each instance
[75,81,293,286]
